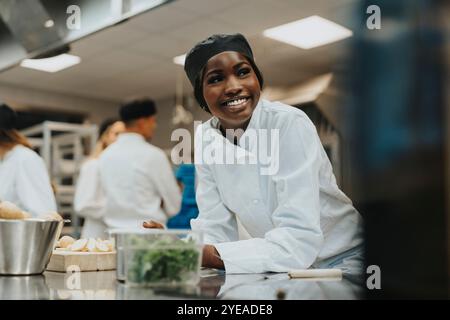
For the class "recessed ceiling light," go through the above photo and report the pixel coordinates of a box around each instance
[263,15,353,49]
[173,54,186,66]
[44,19,54,28]
[20,54,81,73]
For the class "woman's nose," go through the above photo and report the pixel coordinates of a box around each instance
[224,76,242,95]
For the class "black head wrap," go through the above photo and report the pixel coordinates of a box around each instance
[119,98,157,122]
[184,33,264,112]
[0,103,17,130]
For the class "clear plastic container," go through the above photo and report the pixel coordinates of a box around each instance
[122,229,203,287]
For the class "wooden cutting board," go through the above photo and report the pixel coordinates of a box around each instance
[46,250,116,272]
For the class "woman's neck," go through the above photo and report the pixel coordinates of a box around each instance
[218,120,250,145]
[219,116,251,133]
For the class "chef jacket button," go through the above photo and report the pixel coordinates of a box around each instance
[252,199,259,204]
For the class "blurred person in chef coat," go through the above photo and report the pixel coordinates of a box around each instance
[145,34,364,276]
[74,118,125,238]
[99,98,181,230]
[0,103,57,216]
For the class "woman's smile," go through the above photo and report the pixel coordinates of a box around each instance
[220,96,251,112]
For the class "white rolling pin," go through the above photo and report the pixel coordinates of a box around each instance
[288,268,342,279]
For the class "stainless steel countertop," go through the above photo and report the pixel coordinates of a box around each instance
[0,269,364,300]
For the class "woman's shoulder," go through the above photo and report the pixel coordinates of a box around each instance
[6,145,48,171]
[9,145,42,162]
[260,99,316,132]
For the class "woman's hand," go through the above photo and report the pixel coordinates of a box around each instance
[202,245,225,270]
[142,220,165,229]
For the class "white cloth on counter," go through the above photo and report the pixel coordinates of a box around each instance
[0,144,56,217]
[73,158,108,238]
[191,99,364,274]
[99,133,181,230]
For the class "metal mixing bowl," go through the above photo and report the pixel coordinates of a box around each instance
[0,219,64,275]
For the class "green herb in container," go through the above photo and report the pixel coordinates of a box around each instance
[125,230,202,287]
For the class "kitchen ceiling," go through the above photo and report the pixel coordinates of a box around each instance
[0,0,359,103]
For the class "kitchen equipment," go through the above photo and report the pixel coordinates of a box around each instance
[46,250,116,272]
[0,218,65,275]
[110,229,203,286]
[108,229,139,282]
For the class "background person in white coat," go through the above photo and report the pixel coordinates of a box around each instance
[145,34,364,275]
[0,103,56,217]
[74,118,125,238]
[99,98,181,230]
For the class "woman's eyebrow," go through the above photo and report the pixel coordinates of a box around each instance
[205,68,221,77]
[232,61,249,69]
[205,61,249,77]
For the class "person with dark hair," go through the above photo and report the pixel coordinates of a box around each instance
[74,118,125,238]
[0,103,56,216]
[99,98,181,230]
[145,34,364,275]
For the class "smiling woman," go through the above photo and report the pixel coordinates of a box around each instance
[146,33,365,276]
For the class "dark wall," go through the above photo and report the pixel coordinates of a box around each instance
[349,0,448,298]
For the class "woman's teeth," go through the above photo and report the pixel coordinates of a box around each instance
[226,98,247,107]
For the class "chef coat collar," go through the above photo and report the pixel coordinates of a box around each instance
[117,132,146,143]
[237,98,262,147]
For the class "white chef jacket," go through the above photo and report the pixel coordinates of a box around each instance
[99,133,181,230]
[0,144,56,216]
[74,158,108,238]
[191,99,364,274]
